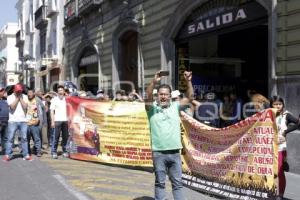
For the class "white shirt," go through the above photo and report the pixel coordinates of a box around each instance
[7,94,29,122]
[50,96,68,122]
[276,111,288,151]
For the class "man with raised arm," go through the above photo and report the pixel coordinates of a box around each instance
[145,70,193,200]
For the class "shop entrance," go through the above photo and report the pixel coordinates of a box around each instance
[175,1,268,102]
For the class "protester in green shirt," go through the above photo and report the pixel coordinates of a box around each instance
[145,70,193,200]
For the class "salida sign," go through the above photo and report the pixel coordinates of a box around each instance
[188,9,246,34]
[177,2,267,39]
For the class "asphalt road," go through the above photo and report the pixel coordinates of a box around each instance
[0,151,299,200]
[0,151,216,200]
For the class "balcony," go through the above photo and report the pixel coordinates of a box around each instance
[35,5,48,29]
[47,0,59,17]
[64,0,104,25]
[15,30,24,47]
[78,0,103,15]
[64,0,78,25]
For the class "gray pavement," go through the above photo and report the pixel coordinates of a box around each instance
[0,153,217,200]
[0,155,92,200]
[0,153,299,200]
[285,172,300,200]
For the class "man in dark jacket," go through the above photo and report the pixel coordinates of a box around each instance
[0,85,9,154]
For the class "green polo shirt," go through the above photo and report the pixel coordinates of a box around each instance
[147,101,182,151]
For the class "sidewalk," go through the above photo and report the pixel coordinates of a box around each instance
[285,172,300,200]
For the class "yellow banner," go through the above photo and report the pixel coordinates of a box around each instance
[180,109,278,199]
[67,97,152,167]
[67,97,278,199]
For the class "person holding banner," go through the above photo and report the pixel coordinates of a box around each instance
[145,70,193,200]
[270,96,300,200]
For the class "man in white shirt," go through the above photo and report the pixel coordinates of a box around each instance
[50,85,68,159]
[2,83,32,161]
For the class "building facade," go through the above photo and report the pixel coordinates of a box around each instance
[15,0,38,88]
[0,23,19,86]
[276,0,300,174]
[63,0,300,173]
[15,0,65,91]
[35,0,65,92]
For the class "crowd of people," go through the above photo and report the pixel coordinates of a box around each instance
[0,80,146,161]
[0,83,70,161]
[0,74,299,200]
[188,90,270,128]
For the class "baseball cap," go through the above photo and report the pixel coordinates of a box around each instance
[14,83,23,93]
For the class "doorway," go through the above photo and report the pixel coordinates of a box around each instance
[118,31,138,93]
[175,1,268,102]
[78,48,98,94]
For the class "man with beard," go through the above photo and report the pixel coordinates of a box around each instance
[145,70,193,200]
[27,89,44,157]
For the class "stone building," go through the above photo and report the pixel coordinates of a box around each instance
[63,0,300,173]
[15,0,65,91]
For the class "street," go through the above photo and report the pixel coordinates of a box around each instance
[0,150,299,200]
[0,150,217,200]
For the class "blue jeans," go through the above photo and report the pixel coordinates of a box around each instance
[51,121,68,154]
[48,127,54,147]
[5,122,28,157]
[27,125,41,154]
[152,150,184,200]
[0,123,7,154]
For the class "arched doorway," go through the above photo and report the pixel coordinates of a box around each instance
[175,0,268,101]
[118,30,138,92]
[77,46,99,94]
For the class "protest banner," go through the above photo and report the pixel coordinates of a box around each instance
[180,109,278,199]
[66,97,278,199]
[67,97,152,167]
